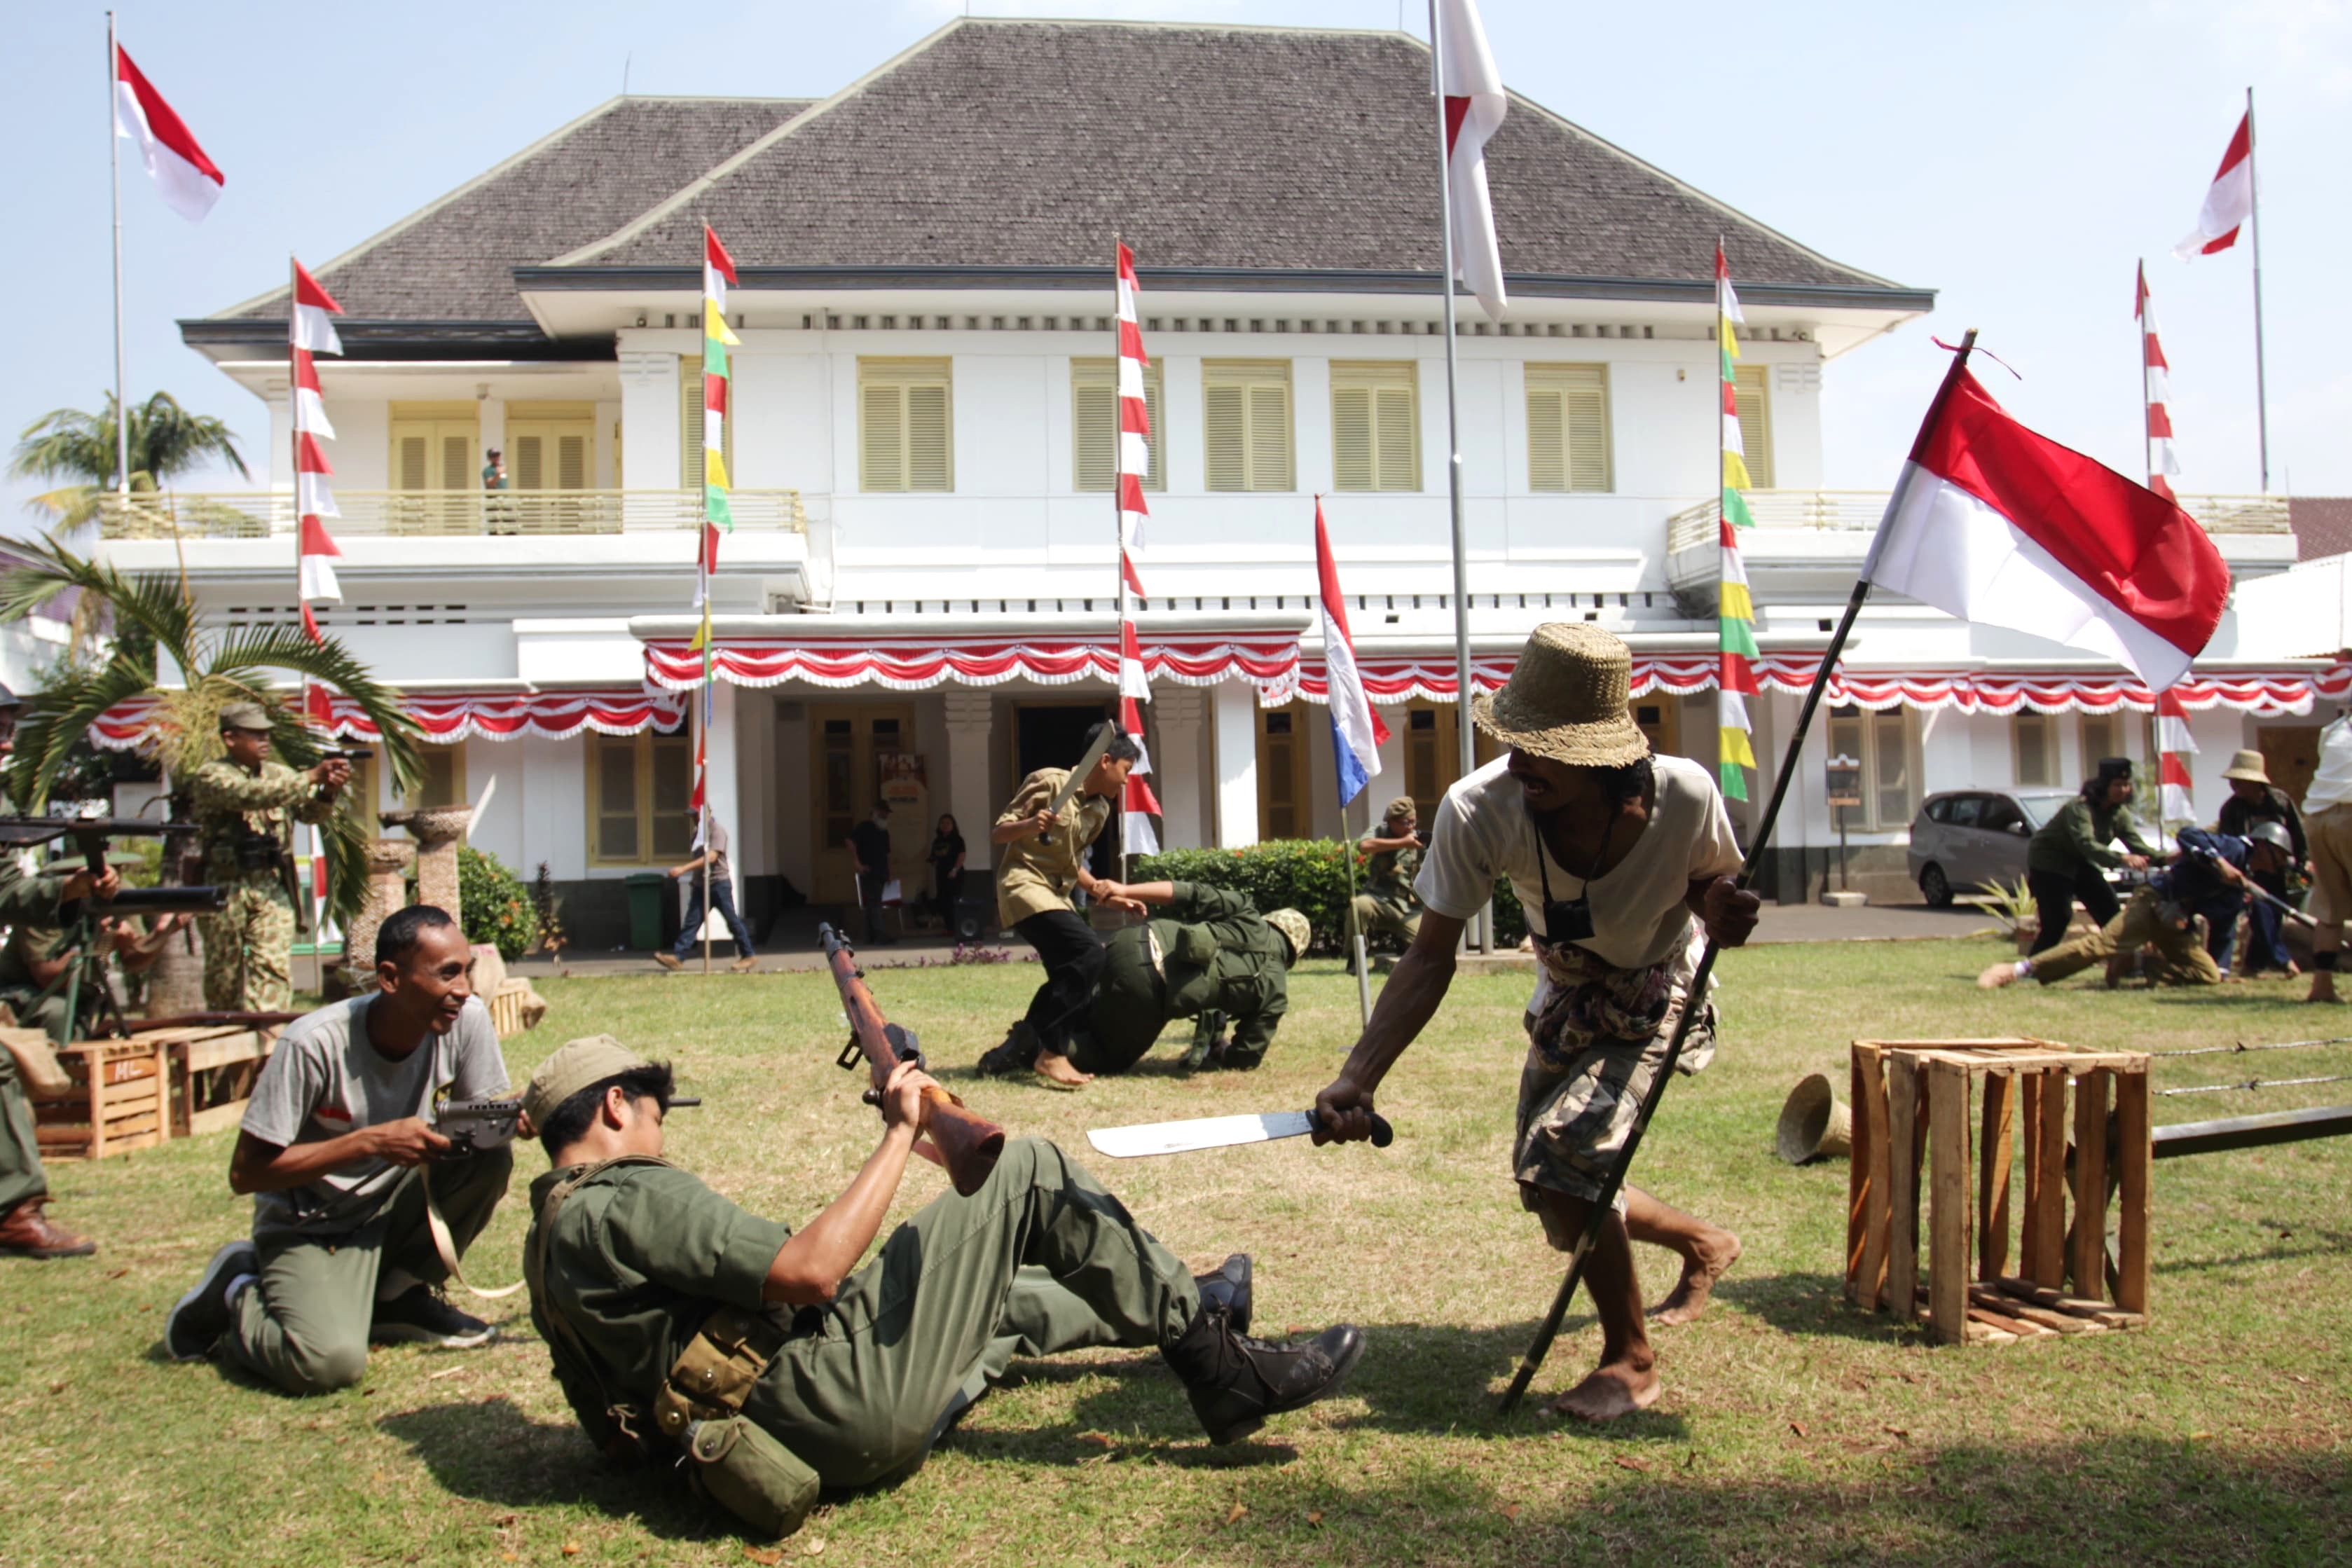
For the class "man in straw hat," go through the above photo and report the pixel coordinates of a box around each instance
[1311,624,1756,1422]
[2215,749,2306,979]
[514,1037,1361,1533]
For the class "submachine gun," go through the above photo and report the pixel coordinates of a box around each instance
[0,816,228,1041]
[818,921,1005,1195]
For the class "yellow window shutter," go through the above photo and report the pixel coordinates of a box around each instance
[1072,361,1115,491]
[1204,382,1246,491]
[557,434,588,490]
[1525,364,1611,493]
[861,383,904,490]
[1526,389,1564,491]
[1141,371,1164,490]
[1248,381,1291,490]
[513,435,544,490]
[439,433,472,490]
[395,434,428,491]
[1375,385,1417,490]
[1733,364,1773,488]
[680,357,705,489]
[907,383,951,491]
[1331,385,1373,490]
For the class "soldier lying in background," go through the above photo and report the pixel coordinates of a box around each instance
[1064,882,1307,1075]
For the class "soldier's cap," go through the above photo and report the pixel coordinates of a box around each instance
[1384,795,1417,822]
[1264,908,1311,965]
[523,1033,667,1132]
[218,701,274,734]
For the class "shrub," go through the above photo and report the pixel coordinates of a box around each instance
[457,846,533,960]
[1130,839,1524,954]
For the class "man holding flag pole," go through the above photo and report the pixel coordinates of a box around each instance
[1314,333,2230,1417]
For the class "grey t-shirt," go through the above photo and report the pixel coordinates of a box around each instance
[240,993,509,1238]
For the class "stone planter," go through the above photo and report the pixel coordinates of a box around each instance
[382,805,473,921]
[340,839,417,990]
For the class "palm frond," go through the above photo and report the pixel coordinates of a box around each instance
[0,535,197,673]
[8,393,248,488]
[207,624,422,796]
[6,654,160,809]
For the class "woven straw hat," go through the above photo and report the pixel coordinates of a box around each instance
[1471,624,1650,768]
[2220,749,2271,784]
[1264,909,1310,965]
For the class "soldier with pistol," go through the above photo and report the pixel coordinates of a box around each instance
[191,701,348,1012]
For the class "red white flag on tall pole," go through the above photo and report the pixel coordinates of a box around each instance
[1434,0,1508,321]
[1114,242,1150,596]
[1862,359,2229,690]
[2157,687,2197,825]
[291,260,345,642]
[2135,263,2181,502]
[113,42,223,222]
[2173,111,2253,260]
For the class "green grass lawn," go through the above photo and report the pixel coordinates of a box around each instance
[5,937,2350,1566]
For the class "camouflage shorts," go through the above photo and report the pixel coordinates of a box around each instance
[1513,998,1716,1235]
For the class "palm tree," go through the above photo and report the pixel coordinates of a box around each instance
[8,392,251,530]
[0,536,419,930]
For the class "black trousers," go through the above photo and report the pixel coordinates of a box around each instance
[1015,909,1105,1057]
[2028,865,2120,956]
[933,867,963,932]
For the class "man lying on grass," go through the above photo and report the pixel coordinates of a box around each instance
[1313,624,1756,1422]
[516,1034,1361,1539]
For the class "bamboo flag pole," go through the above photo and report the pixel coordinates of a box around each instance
[1499,333,1980,1414]
[108,13,130,502]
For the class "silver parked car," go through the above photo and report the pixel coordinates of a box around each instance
[1906,790,2078,907]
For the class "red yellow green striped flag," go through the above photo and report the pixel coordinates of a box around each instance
[1716,245,1758,802]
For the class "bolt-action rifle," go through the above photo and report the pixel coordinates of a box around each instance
[818,921,1005,1196]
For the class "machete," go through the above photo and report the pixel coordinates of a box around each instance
[1087,1106,1394,1158]
[1040,723,1117,840]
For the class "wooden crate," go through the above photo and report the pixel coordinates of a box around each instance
[157,1024,280,1138]
[1845,1038,2152,1345]
[488,978,531,1040]
[34,1037,170,1160]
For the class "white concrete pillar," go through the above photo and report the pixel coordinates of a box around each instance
[1212,680,1259,848]
[1153,687,1208,848]
[944,689,996,874]
[1373,703,1407,797]
[707,680,743,903]
[617,348,681,528]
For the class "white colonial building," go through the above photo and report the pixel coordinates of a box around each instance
[96,18,2316,937]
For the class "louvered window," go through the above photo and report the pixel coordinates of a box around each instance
[1071,358,1164,492]
[1202,360,1293,493]
[680,358,736,489]
[1524,364,1612,493]
[1330,360,1419,491]
[1732,363,1774,489]
[858,358,953,492]
[509,402,595,491]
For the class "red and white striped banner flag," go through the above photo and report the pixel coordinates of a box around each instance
[2174,110,2253,261]
[1434,0,1508,320]
[291,259,345,641]
[113,41,223,221]
[2157,687,2196,823]
[2136,263,2181,501]
[1115,241,1150,596]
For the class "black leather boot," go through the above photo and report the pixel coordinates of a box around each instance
[1194,1253,1252,1333]
[1162,1302,1364,1445]
[977,1019,1041,1077]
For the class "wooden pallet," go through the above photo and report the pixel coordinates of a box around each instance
[154,1024,280,1138]
[34,1038,170,1160]
[1845,1038,2152,1345]
[487,977,532,1040]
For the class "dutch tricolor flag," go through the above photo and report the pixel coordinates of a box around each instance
[1314,500,1389,805]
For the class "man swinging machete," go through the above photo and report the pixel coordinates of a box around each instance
[1309,624,1759,1422]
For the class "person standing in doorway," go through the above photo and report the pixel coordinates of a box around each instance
[930,813,967,937]
[657,812,757,973]
[848,804,896,945]
[2023,758,2159,956]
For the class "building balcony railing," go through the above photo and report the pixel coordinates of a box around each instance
[97,488,806,541]
[1663,488,2290,556]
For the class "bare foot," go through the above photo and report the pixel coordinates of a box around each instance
[1033,1051,1092,1090]
[1649,1232,1742,1326]
[1976,961,2019,990]
[2306,981,2344,1005]
[1542,1359,1660,1422]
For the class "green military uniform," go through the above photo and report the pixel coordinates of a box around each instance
[190,757,335,1012]
[525,1137,1197,1495]
[0,923,78,1047]
[0,862,71,1220]
[1069,882,1291,1075]
[1352,812,1424,953]
[2026,795,2159,879]
[2026,886,2222,988]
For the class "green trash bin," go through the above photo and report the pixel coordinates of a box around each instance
[625,872,667,951]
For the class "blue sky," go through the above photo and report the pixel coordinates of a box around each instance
[5,0,2345,524]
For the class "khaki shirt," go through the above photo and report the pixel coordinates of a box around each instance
[525,1160,794,1452]
[993,767,1113,926]
[190,759,335,883]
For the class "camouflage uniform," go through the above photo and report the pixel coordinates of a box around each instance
[1352,838,1424,951]
[190,759,334,1012]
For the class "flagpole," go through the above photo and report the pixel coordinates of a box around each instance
[1429,0,1484,954]
[108,12,130,498]
[2245,85,2270,492]
[1338,757,1371,1027]
[2138,261,2154,491]
[1499,334,1979,1414]
[1113,237,1130,888]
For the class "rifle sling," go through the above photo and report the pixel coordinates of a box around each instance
[422,1160,525,1299]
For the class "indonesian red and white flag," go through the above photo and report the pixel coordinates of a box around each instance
[1434,0,1508,321]
[290,348,333,440]
[1114,241,1150,593]
[2157,687,2197,823]
[291,260,344,355]
[2174,110,2254,261]
[1315,500,1391,807]
[1117,599,1162,855]
[1862,359,2230,690]
[113,43,223,222]
[2136,263,2180,500]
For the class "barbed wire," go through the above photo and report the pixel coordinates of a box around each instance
[2155,1073,2352,1098]
[2149,1036,2352,1059]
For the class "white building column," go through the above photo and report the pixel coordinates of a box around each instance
[1212,680,1259,848]
[708,680,743,902]
[1373,703,1407,804]
[617,348,681,528]
[1153,686,1207,848]
[944,690,996,874]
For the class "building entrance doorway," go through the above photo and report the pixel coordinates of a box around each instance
[810,702,916,904]
[1014,701,1115,876]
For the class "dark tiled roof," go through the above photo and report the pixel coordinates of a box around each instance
[572,20,1900,292]
[2292,497,2352,563]
[220,97,809,324]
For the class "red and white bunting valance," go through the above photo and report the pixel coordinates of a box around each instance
[643,632,1302,692]
[92,687,686,750]
[1287,654,2345,716]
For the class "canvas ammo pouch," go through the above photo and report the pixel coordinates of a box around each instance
[656,1305,819,1539]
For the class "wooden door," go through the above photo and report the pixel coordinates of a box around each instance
[507,401,596,532]
[2260,726,2323,804]
[811,703,916,903]
[1258,702,1312,841]
[388,402,479,535]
